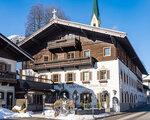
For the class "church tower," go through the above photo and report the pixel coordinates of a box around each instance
[90,0,100,27]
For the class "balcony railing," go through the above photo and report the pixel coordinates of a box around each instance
[21,75,53,84]
[31,57,95,71]
[0,70,16,82]
[48,38,81,51]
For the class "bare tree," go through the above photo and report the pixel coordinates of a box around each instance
[25,4,68,37]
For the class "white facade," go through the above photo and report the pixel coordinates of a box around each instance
[143,75,150,104]
[22,59,147,112]
[0,57,17,108]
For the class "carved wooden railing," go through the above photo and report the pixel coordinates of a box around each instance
[48,38,80,50]
[20,74,53,84]
[31,57,95,71]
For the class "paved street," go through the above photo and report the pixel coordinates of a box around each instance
[98,104,150,120]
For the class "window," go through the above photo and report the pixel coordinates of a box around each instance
[0,62,11,71]
[0,63,6,71]
[52,54,58,61]
[97,70,110,81]
[67,52,75,59]
[104,47,111,56]
[84,50,90,58]
[0,92,4,99]
[43,56,49,62]
[52,74,60,83]
[80,93,92,103]
[81,71,92,82]
[38,75,48,83]
[66,73,75,83]
[120,70,123,81]
[83,72,90,81]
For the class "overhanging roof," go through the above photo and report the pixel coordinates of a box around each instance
[18,18,147,74]
[0,33,34,62]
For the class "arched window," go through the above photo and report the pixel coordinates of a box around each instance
[126,92,129,103]
[121,92,124,103]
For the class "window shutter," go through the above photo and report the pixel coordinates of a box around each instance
[107,70,110,79]
[73,73,76,81]
[65,73,67,82]
[58,74,61,82]
[80,72,83,81]
[6,64,11,71]
[89,72,92,81]
[97,71,100,80]
[51,75,53,82]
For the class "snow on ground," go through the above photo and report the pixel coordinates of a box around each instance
[0,108,109,119]
[0,108,33,119]
[42,109,109,120]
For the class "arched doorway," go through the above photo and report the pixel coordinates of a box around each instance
[101,91,110,109]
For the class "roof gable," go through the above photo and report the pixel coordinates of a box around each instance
[0,33,34,62]
[18,18,147,75]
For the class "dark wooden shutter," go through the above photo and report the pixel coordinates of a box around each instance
[58,74,61,82]
[51,75,53,82]
[107,70,110,79]
[97,71,100,80]
[73,73,76,81]
[89,72,92,81]
[80,72,83,81]
[65,73,67,82]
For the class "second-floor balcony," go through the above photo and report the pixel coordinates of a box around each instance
[48,38,81,52]
[31,57,96,71]
[0,70,16,83]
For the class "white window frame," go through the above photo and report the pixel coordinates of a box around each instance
[83,71,90,82]
[103,47,111,57]
[83,50,91,58]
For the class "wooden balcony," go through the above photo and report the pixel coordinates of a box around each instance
[0,70,16,83]
[48,38,81,52]
[20,75,52,84]
[31,57,96,71]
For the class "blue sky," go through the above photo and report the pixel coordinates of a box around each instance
[0,0,150,73]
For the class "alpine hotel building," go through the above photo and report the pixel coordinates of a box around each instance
[19,0,148,112]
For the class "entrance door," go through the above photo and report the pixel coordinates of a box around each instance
[7,92,13,109]
[80,93,92,109]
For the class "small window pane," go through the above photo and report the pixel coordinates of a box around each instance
[104,48,111,56]
[67,52,75,59]
[44,56,49,62]
[84,51,90,58]
[83,72,89,81]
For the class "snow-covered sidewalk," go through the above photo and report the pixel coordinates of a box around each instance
[41,109,109,120]
[0,108,33,119]
[0,108,109,120]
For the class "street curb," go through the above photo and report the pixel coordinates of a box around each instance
[94,112,126,120]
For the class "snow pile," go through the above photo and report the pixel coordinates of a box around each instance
[43,109,55,118]
[0,108,15,119]
[14,111,33,118]
[8,35,25,44]
[0,108,33,119]
[43,109,109,120]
